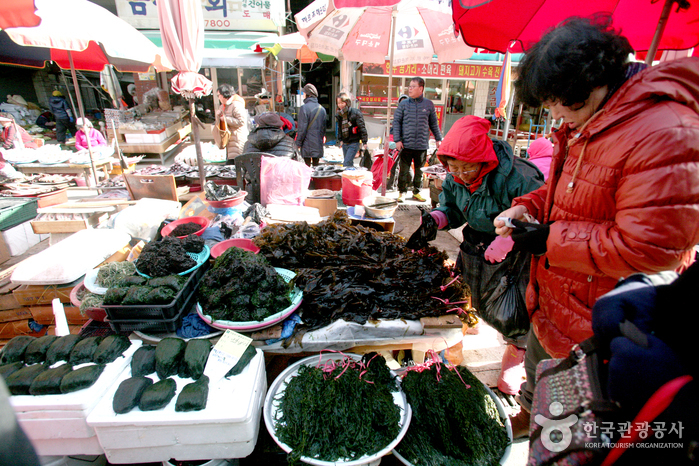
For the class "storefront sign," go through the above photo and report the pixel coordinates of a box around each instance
[362,62,503,80]
[115,0,284,32]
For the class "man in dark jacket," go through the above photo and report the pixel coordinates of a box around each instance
[296,83,327,167]
[48,90,76,144]
[392,77,442,202]
[243,112,302,161]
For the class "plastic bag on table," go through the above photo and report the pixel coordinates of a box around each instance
[360,148,373,170]
[260,156,312,206]
[459,235,530,340]
[243,203,269,225]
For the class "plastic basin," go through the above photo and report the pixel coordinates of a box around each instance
[204,191,247,208]
[161,216,210,239]
[210,238,260,258]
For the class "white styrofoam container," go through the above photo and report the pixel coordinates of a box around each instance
[87,349,266,463]
[2,221,48,256]
[11,341,141,456]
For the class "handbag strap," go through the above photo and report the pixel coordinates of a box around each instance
[219,104,229,132]
[309,105,322,128]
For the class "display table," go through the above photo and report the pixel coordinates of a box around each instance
[118,124,191,165]
[14,159,113,187]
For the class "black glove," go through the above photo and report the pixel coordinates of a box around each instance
[511,219,550,255]
[406,211,438,250]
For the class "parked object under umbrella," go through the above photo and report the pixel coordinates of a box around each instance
[157,0,213,192]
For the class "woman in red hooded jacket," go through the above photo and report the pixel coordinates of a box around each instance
[493,16,699,438]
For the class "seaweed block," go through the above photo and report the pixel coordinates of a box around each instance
[145,286,176,304]
[0,362,24,380]
[24,335,59,364]
[225,344,257,378]
[138,378,176,411]
[175,375,209,412]
[131,345,156,377]
[1,336,36,364]
[46,335,82,365]
[147,275,187,292]
[60,364,105,394]
[113,376,153,414]
[29,363,73,395]
[103,287,129,305]
[155,338,186,379]
[69,336,103,365]
[117,275,147,287]
[181,234,205,254]
[93,335,132,364]
[6,364,47,395]
[122,286,152,305]
[179,339,212,380]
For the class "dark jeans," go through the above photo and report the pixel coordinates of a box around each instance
[55,118,76,143]
[519,328,552,412]
[397,148,426,194]
[304,157,321,167]
[341,142,359,168]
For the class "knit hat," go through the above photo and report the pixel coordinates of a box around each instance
[255,112,284,128]
[303,84,318,98]
[527,137,553,160]
[53,91,63,97]
[76,118,92,128]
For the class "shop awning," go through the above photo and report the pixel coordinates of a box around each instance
[141,30,276,69]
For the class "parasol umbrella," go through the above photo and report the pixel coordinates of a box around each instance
[452,0,699,64]
[156,0,213,191]
[296,0,474,195]
[1,0,172,187]
[0,0,40,29]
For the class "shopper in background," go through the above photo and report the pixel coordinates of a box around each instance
[296,83,327,167]
[525,137,553,180]
[0,113,37,149]
[492,16,699,438]
[243,112,301,161]
[48,90,76,144]
[216,83,249,162]
[74,118,108,152]
[335,92,368,169]
[392,77,442,202]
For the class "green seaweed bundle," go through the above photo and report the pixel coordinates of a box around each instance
[175,375,209,412]
[103,287,129,305]
[60,364,105,393]
[225,344,256,378]
[113,376,153,414]
[69,336,102,365]
[1,336,36,364]
[145,286,176,304]
[6,364,47,395]
[0,362,24,380]
[93,335,131,364]
[395,361,509,466]
[138,378,176,411]
[131,346,156,377]
[275,354,400,464]
[117,275,147,287]
[155,338,186,379]
[46,335,82,365]
[29,363,73,395]
[122,286,152,305]
[147,275,187,292]
[24,335,58,364]
[179,339,211,380]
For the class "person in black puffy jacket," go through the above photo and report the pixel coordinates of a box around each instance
[242,112,301,161]
[335,92,368,168]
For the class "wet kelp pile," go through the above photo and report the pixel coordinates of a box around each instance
[274,353,401,464]
[254,211,474,329]
[395,354,509,465]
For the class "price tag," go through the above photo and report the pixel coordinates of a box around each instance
[203,330,253,385]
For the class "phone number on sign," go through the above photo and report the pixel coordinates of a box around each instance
[205,19,231,28]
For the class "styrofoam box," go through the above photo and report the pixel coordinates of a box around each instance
[11,341,141,456]
[87,349,267,463]
[2,221,49,256]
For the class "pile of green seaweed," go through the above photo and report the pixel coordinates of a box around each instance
[395,357,510,465]
[253,211,474,329]
[137,235,205,277]
[102,274,187,306]
[198,247,291,322]
[274,353,401,464]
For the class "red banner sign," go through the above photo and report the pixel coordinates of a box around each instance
[363,62,502,80]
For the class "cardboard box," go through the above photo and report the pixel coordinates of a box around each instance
[12,281,77,306]
[304,197,338,217]
[0,307,32,322]
[30,305,88,325]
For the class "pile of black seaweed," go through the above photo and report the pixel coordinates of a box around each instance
[137,235,204,277]
[253,211,475,330]
[275,353,401,464]
[197,247,291,322]
[169,222,202,237]
[395,356,510,465]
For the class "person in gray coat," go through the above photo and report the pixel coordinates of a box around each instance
[392,77,442,202]
[296,83,327,167]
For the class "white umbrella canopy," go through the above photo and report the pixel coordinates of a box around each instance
[157,0,213,189]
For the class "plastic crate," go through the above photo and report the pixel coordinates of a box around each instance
[105,278,200,333]
[102,260,209,320]
[0,197,38,231]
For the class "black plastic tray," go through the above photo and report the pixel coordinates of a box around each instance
[102,260,209,320]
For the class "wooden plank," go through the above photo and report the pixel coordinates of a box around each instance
[124,173,178,201]
[419,315,464,328]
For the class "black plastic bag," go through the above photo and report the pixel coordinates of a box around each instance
[459,235,530,340]
[406,211,438,250]
[360,148,373,170]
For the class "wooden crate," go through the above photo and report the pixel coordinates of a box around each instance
[30,212,107,234]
